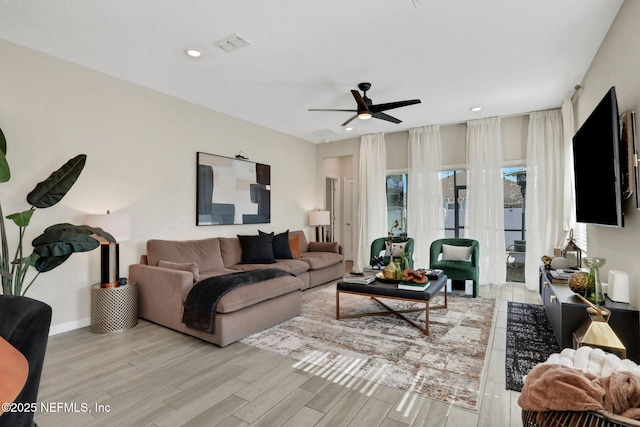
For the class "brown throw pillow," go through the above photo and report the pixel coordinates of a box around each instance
[289,235,303,259]
[158,260,200,282]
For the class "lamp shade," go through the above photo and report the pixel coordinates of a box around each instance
[84,212,132,242]
[309,210,330,226]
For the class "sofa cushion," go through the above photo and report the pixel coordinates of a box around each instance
[147,238,224,271]
[158,260,200,282]
[216,275,302,314]
[219,237,242,268]
[259,230,293,259]
[229,259,309,276]
[309,241,339,254]
[238,234,276,264]
[300,251,343,270]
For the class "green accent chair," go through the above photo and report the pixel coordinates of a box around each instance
[429,238,480,297]
[370,237,414,269]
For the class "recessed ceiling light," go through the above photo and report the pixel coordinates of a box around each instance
[345,127,353,131]
[185,48,202,58]
[470,106,482,112]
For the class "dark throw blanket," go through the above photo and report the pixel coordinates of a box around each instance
[182,268,294,334]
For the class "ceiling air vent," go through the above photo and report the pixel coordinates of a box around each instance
[214,33,250,53]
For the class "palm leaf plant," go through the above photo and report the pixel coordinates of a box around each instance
[0,126,115,296]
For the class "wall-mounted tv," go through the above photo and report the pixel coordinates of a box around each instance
[573,86,637,228]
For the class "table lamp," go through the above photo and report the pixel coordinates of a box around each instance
[309,210,330,242]
[84,211,132,288]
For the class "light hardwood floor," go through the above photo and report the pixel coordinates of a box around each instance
[34,281,542,427]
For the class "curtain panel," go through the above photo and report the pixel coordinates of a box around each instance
[355,133,388,271]
[560,98,587,252]
[524,110,565,290]
[465,117,506,285]
[408,126,444,268]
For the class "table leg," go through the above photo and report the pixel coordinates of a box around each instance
[336,290,340,319]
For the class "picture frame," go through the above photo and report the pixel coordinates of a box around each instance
[196,152,271,225]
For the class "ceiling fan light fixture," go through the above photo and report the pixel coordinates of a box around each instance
[358,112,372,120]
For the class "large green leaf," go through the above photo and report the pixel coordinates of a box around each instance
[0,150,9,183]
[26,154,87,208]
[6,209,35,227]
[0,127,6,155]
[32,227,102,257]
[38,223,115,243]
[34,253,72,273]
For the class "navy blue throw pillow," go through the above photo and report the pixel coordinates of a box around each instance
[259,230,293,259]
[237,233,276,264]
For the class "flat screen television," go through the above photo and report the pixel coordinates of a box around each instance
[573,87,624,227]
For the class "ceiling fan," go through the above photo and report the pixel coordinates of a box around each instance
[309,82,421,127]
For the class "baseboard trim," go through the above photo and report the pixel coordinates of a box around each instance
[49,317,91,336]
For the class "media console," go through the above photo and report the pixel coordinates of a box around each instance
[539,266,640,362]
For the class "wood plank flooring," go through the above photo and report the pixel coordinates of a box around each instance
[33,282,541,427]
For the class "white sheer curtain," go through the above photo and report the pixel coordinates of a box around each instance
[560,98,587,251]
[466,118,506,285]
[355,133,387,271]
[408,126,444,268]
[524,110,565,290]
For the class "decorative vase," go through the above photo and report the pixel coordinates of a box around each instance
[583,257,606,306]
[401,252,411,271]
[382,257,398,279]
[393,258,404,280]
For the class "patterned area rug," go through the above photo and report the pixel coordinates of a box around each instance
[505,302,561,392]
[242,285,496,409]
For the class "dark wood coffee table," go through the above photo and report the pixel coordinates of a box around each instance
[336,274,448,336]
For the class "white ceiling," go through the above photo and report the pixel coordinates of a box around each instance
[0,0,624,143]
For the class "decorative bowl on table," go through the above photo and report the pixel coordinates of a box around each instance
[375,272,401,284]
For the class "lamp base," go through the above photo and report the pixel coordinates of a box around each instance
[100,242,119,287]
[100,282,119,289]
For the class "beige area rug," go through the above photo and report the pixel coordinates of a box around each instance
[241,285,496,409]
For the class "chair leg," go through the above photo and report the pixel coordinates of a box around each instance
[473,280,479,298]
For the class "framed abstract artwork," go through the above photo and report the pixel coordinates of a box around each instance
[196,152,271,225]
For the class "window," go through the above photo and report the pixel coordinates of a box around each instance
[441,170,466,238]
[387,167,529,283]
[386,174,407,235]
[504,167,526,282]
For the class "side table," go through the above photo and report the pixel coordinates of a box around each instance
[90,283,138,333]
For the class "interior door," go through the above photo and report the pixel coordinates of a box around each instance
[343,177,354,260]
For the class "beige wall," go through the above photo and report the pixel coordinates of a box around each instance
[575,0,640,308]
[0,39,317,332]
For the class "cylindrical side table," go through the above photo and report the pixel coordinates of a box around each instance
[90,283,138,333]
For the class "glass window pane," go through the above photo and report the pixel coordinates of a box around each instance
[504,167,526,282]
[386,174,407,236]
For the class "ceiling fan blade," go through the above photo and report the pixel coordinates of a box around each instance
[351,90,369,111]
[309,109,358,112]
[341,115,359,127]
[372,112,402,124]
[370,99,421,113]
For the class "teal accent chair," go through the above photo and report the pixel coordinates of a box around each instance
[429,238,480,297]
[370,237,414,269]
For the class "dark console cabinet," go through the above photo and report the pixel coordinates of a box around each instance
[539,267,640,362]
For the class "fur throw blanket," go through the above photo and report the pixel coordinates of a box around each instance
[518,346,640,420]
[182,268,293,334]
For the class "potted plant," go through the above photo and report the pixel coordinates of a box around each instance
[0,126,115,296]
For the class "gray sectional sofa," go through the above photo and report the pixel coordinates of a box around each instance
[129,230,343,346]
